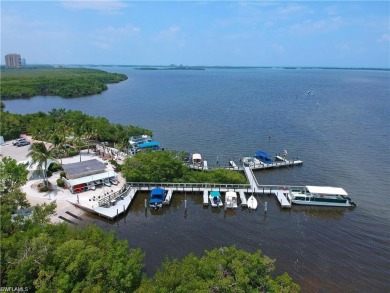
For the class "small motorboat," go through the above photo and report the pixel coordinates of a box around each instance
[209,191,223,208]
[225,191,238,209]
[149,187,166,209]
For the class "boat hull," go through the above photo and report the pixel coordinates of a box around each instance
[209,196,223,208]
[291,199,353,207]
[247,195,258,210]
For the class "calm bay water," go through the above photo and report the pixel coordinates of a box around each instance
[4,67,390,292]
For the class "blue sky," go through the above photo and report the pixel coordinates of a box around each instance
[1,1,389,67]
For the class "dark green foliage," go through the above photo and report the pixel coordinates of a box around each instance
[1,68,127,99]
[0,111,23,140]
[122,151,186,182]
[39,186,49,192]
[0,108,152,144]
[60,171,66,178]
[56,178,65,187]
[1,223,144,292]
[0,157,29,193]
[48,162,61,172]
[122,151,247,184]
[184,168,247,184]
[136,246,300,292]
[110,159,122,172]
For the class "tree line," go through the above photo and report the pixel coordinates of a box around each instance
[1,68,128,99]
[1,107,151,145]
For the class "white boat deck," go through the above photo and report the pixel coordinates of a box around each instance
[203,190,209,206]
[163,189,174,205]
[239,191,247,206]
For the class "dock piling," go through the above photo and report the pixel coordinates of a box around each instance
[144,199,147,209]
[264,202,268,213]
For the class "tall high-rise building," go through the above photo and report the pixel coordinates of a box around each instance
[5,54,22,68]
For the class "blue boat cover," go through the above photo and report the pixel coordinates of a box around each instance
[255,150,273,163]
[138,141,160,149]
[210,191,221,197]
[149,188,165,204]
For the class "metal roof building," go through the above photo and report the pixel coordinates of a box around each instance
[62,159,106,179]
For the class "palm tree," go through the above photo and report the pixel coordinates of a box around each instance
[50,122,69,164]
[28,142,55,187]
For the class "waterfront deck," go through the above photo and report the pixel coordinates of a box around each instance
[68,186,137,220]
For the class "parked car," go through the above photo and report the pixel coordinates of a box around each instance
[16,140,30,147]
[13,138,26,145]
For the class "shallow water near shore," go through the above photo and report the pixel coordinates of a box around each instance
[5,67,390,292]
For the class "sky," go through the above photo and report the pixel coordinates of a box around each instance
[1,0,389,67]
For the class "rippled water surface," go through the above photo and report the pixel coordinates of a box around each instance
[5,67,390,292]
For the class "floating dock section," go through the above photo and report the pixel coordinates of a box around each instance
[203,190,209,206]
[239,191,247,207]
[242,156,303,170]
[163,189,174,205]
[275,190,291,208]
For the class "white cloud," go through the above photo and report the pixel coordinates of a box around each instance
[288,16,343,35]
[61,0,128,12]
[92,23,140,50]
[277,4,308,15]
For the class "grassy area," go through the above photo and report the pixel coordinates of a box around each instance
[0,67,127,99]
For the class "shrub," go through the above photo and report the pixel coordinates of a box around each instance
[46,170,52,177]
[57,178,65,187]
[60,171,66,178]
[39,186,49,192]
[48,162,61,172]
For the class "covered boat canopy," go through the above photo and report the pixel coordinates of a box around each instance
[225,191,237,200]
[192,153,202,163]
[255,150,273,163]
[306,186,348,196]
[150,188,165,200]
[137,141,160,149]
[210,191,221,197]
[129,135,152,145]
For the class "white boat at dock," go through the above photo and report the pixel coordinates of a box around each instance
[247,195,258,210]
[289,186,356,207]
[189,153,208,170]
[209,191,223,208]
[225,191,238,209]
